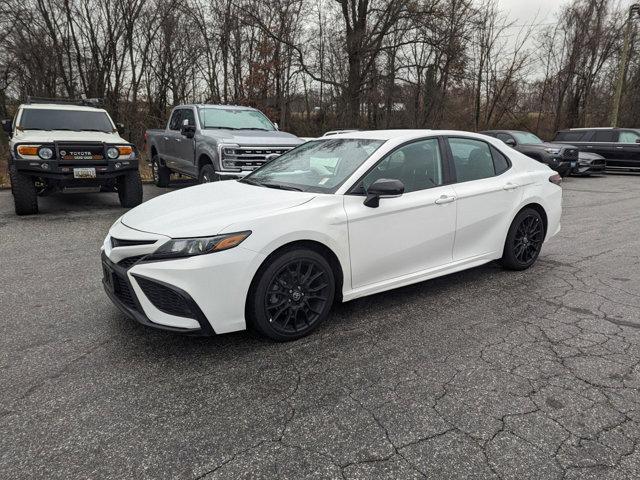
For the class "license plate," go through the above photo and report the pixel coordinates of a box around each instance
[74,167,96,179]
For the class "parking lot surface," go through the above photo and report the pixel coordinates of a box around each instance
[1,175,640,479]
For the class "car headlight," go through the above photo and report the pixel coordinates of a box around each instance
[38,147,54,160]
[106,147,120,159]
[545,148,561,155]
[147,231,251,260]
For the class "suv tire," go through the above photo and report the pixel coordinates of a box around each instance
[117,171,143,208]
[152,155,171,187]
[9,165,38,215]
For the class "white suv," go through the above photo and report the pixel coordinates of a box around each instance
[2,98,142,215]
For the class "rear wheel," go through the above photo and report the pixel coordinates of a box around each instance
[501,208,545,270]
[248,248,335,341]
[198,164,219,184]
[152,155,171,187]
[117,171,143,208]
[9,165,38,215]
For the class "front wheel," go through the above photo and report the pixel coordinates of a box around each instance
[501,208,545,270]
[117,171,143,208]
[248,248,335,341]
[9,165,38,215]
[198,164,219,184]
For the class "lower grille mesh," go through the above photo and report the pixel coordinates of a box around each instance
[113,274,138,311]
[136,277,194,318]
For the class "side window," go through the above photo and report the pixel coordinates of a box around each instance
[491,146,511,175]
[555,131,586,142]
[448,138,496,182]
[496,133,514,144]
[181,108,196,127]
[618,131,640,143]
[592,130,615,142]
[168,110,182,130]
[361,138,445,194]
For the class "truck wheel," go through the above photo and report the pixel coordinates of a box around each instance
[117,171,143,208]
[152,155,171,187]
[198,164,219,184]
[9,165,38,215]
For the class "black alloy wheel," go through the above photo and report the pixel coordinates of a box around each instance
[501,208,545,270]
[249,248,335,341]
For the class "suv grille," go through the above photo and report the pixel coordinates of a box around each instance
[57,143,105,162]
[562,148,579,160]
[136,277,194,318]
[222,146,294,171]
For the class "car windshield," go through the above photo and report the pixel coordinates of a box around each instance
[512,132,543,144]
[198,108,275,131]
[18,108,114,132]
[241,138,385,193]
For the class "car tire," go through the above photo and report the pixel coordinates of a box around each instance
[117,171,143,208]
[9,165,38,215]
[198,164,218,184]
[152,155,171,187]
[501,208,545,271]
[248,248,336,341]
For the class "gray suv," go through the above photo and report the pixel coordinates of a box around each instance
[145,105,303,185]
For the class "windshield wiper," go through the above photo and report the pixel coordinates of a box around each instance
[260,183,303,192]
[204,126,241,130]
[241,128,270,131]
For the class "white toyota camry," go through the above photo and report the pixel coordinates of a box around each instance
[101,130,562,340]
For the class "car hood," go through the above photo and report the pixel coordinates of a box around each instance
[121,180,316,238]
[11,130,129,144]
[200,128,303,146]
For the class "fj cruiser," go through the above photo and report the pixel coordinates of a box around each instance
[145,104,303,186]
[2,98,142,215]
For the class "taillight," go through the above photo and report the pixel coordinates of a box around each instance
[549,173,562,186]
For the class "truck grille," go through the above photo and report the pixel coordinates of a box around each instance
[222,146,294,171]
[57,143,105,162]
[562,148,578,160]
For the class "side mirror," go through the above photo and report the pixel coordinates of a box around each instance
[181,124,196,139]
[504,138,516,147]
[1,119,12,136]
[273,122,279,131]
[364,178,404,208]
[116,122,125,134]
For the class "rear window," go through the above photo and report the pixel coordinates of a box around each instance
[18,108,114,133]
[555,131,587,141]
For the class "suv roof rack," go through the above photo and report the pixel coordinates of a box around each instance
[25,96,103,107]
[569,127,614,131]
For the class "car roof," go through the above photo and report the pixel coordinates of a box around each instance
[20,103,107,113]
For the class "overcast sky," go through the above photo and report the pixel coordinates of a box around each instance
[497,0,562,25]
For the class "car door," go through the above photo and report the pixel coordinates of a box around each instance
[616,130,640,170]
[343,137,457,289]
[163,109,182,170]
[582,130,621,166]
[446,136,523,261]
[173,107,197,176]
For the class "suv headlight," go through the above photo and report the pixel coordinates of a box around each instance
[38,147,54,159]
[545,147,561,155]
[146,231,251,260]
[106,147,120,159]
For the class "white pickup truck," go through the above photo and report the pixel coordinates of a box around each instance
[2,98,142,215]
[144,104,303,185]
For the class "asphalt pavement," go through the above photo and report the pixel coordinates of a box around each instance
[1,174,640,479]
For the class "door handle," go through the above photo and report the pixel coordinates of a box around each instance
[435,195,456,205]
[503,182,519,191]
[616,146,624,149]
[175,138,181,143]
[163,136,169,140]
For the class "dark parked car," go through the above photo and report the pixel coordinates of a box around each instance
[480,130,577,176]
[572,151,606,176]
[553,128,640,172]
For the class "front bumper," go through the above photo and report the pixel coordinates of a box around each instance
[102,253,214,335]
[572,159,606,175]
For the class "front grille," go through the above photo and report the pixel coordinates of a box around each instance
[112,274,138,311]
[136,277,194,318]
[562,148,579,160]
[223,146,294,171]
[57,143,105,162]
[111,237,156,248]
[117,255,145,269]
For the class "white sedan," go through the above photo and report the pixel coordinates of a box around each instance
[101,130,562,340]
